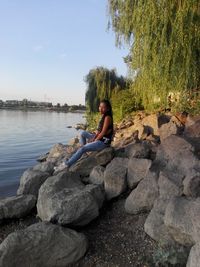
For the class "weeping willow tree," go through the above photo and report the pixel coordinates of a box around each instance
[85,66,128,112]
[108,0,200,111]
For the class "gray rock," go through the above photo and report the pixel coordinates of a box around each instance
[127,158,152,189]
[144,197,175,245]
[68,137,79,146]
[104,157,128,200]
[124,142,150,159]
[32,161,54,174]
[37,152,49,162]
[184,118,200,139]
[0,222,88,267]
[37,172,102,226]
[74,123,87,130]
[17,169,50,197]
[0,195,36,220]
[164,197,200,246]
[141,114,160,136]
[159,119,182,143]
[70,146,114,176]
[158,171,183,198]
[155,135,200,175]
[84,184,105,209]
[125,171,159,214]
[88,165,105,185]
[46,143,69,164]
[183,170,200,197]
[186,242,200,267]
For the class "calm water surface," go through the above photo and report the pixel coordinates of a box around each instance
[0,110,85,197]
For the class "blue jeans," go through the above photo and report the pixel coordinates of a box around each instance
[66,131,108,167]
[79,130,95,145]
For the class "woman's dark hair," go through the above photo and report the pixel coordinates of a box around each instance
[100,99,113,117]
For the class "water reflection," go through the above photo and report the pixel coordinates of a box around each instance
[0,110,85,197]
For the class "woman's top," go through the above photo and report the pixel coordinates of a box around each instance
[97,112,113,144]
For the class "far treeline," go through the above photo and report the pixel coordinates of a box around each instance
[85,0,200,122]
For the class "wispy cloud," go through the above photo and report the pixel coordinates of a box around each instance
[32,45,44,52]
[59,53,67,59]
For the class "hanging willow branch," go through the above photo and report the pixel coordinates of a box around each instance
[108,0,200,111]
[85,66,128,112]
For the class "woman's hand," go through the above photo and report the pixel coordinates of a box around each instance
[88,137,95,143]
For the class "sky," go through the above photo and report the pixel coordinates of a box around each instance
[0,0,128,105]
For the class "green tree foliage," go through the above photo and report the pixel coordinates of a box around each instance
[85,66,128,112]
[111,89,143,121]
[108,0,200,111]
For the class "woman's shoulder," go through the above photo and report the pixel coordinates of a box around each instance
[104,114,112,120]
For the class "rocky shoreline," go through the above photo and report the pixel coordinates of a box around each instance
[0,111,200,267]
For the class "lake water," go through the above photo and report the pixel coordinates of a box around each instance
[0,109,85,198]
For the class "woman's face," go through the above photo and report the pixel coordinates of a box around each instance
[99,102,108,114]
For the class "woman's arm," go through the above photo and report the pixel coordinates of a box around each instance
[88,130,100,142]
[94,116,112,141]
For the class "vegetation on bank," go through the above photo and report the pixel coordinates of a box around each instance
[85,0,200,125]
[0,99,86,112]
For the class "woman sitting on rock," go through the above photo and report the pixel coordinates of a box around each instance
[54,99,114,172]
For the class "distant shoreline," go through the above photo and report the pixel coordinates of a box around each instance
[0,107,86,113]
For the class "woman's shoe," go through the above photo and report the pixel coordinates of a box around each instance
[54,162,68,174]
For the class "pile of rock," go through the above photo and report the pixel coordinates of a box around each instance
[0,112,199,266]
[0,143,115,266]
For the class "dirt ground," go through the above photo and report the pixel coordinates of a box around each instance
[72,195,156,267]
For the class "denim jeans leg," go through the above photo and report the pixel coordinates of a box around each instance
[79,130,95,145]
[66,140,107,167]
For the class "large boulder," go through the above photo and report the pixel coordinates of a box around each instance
[127,158,152,189]
[17,169,50,197]
[158,171,183,198]
[141,114,159,136]
[84,184,105,209]
[155,135,200,175]
[70,146,114,176]
[37,172,104,226]
[104,157,128,200]
[184,117,200,154]
[46,143,68,163]
[32,162,54,174]
[144,197,175,245]
[68,137,79,146]
[125,171,159,214]
[184,117,200,139]
[159,118,183,143]
[183,170,200,198]
[0,195,36,220]
[186,242,200,267]
[88,165,105,185]
[0,222,88,267]
[164,197,200,246]
[124,142,150,159]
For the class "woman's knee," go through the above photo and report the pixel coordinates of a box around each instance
[79,130,86,138]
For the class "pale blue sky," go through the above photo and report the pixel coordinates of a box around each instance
[0,0,128,105]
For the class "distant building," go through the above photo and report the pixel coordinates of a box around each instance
[3,99,52,108]
[5,100,20,106]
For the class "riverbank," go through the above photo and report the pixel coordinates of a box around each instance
[0,111,199,267]
[0,107,86,113]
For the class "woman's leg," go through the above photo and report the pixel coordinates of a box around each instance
[79,130,95,145]
[66,140,107,167]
